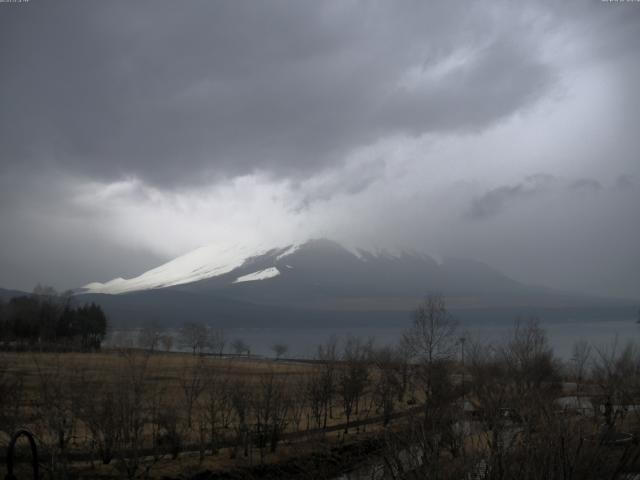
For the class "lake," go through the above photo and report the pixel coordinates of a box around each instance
[220,318,639,359]
[109,317,639,360]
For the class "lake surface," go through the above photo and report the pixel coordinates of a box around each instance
[110,318,639,360]
[219,318,639,359]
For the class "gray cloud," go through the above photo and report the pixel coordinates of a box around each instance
[294,157,386,211]
[569,178,603,192]
[616,174,636,190]
[468,174,556,220]
[467,173,624,220]
[1,1,639,299]
[0,1,556,187]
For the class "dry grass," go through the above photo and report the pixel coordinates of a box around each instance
[1,350,317,409]
[0,350,400,479]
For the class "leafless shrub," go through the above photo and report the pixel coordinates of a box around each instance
[179,357,206,429]
[31,354,78,478]
[287,373,308,433]
[228,376,251,459]
[72,369,120,465]
[200,365,233,456]
[316,336,339,428]
[251,369,290,461]
[155,398,185,460]
[111,349,161,480]
[0,354,25,440]
[371,346,402,426]
[593,339,640,428]
[305,370,326,430]
[571,339,592,394]
[338,336,371,433]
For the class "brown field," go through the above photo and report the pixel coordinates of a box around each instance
[2,350,314,396]
[3,318,640,480]
[0,349,407,479]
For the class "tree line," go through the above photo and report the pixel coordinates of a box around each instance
[0,285,108,351]
[131,320,289,359]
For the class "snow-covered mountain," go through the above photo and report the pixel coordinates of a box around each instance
[81,243,295,294]
[77,238,636,328]
[80,238,520,297]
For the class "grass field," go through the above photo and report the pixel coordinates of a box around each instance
[0,349,408,479]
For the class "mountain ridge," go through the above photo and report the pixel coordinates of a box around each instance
[80,238,527,297]
[71,238,638,328]
[2,236,637,328]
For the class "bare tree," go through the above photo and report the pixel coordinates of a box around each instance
[111,349,161,480]
[209,328,226,356]
[73,369,120,465]
[156,397,185,459]
[466,339,517,473]
[200,367,233,455]
[32,354,78,477]
[179,321,208,355]
[231,338,250,357]
[337,336,371,433]
[160,333,174,352]
[391,342,412,403]
[251,369,290,460]
[316,336,339,428]
[570,339,592,398]
[378,295,462,477]
[372,346,401,426]
[464,329,640,480]
[137,322,163,352]
[0,355,24,439]
[288,373,308,433]
[179,357,207,429]
[592,339,640,428]
[271,342,288,360]
[404,294,458,364]
[403,294,457,415]
[380,359,461,480]
[306,370,326,430]
[229,376,251,458]
[501,318,560,399]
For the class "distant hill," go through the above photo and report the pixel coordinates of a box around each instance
[0,287,28,301]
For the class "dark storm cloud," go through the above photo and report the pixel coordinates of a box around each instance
[0,0,555,186]
[1,0,639,298]
[468,174,556,220]
[467,172,630,221]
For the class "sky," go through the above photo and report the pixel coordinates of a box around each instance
[0,0,639,298]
